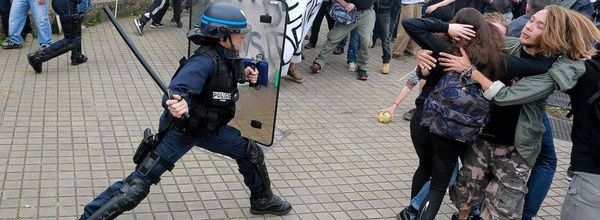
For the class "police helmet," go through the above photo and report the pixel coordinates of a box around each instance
[187,2,251,42]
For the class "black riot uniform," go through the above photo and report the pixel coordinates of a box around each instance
[78,2,292,219]
[27,0,90,74]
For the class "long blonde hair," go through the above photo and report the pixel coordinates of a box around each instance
[540,5,600,59]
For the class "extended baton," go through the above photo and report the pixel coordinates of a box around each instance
[103,6,189,119]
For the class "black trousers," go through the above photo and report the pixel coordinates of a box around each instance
[151,0,183,24]
[409,108,469,220]
[47,0,82,59]
[308,1,346,47]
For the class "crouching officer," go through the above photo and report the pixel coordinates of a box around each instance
[78,2,292,219]
[27,0,91,73]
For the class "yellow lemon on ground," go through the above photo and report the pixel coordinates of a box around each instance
[378,111,392,123]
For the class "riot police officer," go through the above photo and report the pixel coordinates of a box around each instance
[26,0,90,74]
[78,2,292,219]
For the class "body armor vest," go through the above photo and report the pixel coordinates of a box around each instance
[172,45,240,136]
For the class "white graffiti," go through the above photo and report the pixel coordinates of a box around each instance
[281,0,323,76]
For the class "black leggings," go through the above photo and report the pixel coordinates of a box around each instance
[409,108,469,220]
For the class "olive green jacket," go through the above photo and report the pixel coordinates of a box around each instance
[494,38,585,166]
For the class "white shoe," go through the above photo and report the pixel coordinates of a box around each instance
[348,62,356,72]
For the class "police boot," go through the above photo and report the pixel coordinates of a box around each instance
[27,42,75,73]
[71,54,88,65]
[27,51,45,73]
[250,190,292,216]
[246,141,292,216]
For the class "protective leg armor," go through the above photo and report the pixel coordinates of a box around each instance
[82,132,174,220]
[85,175,151,220]
[246,141,292,216]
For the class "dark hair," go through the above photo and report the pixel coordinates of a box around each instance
[449,8,504,81]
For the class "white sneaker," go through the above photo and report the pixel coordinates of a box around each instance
[348,62,356,72]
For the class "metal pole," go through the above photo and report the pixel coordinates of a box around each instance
[103,6,168,95]
[114,0,119,18]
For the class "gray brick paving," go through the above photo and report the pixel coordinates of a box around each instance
[0,12,571,220]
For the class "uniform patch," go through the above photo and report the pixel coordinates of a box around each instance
[212,92,232,102]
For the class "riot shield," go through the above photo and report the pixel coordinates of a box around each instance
[189,0,287,146]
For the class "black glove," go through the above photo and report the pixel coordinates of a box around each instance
[72,13,85,24]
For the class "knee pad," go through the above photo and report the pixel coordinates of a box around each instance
[86,175,151,220]
[246,141,272,195]
[246,140,265,164]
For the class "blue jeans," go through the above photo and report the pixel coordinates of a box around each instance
[82,124,265,217]
[8,0,52,45]
[346,30,360,64]
[522,113,556,220]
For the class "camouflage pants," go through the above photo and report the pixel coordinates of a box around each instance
[450,138,531,220]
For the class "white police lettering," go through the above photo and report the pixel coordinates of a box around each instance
[212,92,232,102]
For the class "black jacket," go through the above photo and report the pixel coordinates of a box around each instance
[566,56,600,175]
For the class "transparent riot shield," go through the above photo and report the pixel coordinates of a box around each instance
[189,0,287,146]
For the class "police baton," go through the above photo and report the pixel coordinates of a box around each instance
[103,6,189,119]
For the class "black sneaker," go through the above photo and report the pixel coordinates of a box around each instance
[71,55,88,66]
[27,53,43,73]
[250,195,292,216]
[357,69,368,81]
[134,18,146,36]
[2,40,22,49]
[150,23,163,28]
[397,207,417,220]
[170,18,182,28]
[451,213,482,220]
[566,166,573,181]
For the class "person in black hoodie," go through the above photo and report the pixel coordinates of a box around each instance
[560,45,600,219]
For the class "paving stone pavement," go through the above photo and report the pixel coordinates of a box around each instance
[0,12,572,220]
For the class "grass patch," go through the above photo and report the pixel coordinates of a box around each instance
[131,8,145,17]
[546,105,572,121]
[85,11,105,26]
[0,35,5,43]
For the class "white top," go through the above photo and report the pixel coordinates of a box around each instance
[402,0,425,5]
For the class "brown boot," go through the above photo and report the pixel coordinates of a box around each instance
[381,63,390,74]
[284,63,304,83]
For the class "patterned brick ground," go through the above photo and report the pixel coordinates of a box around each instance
[0,11,570,219]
